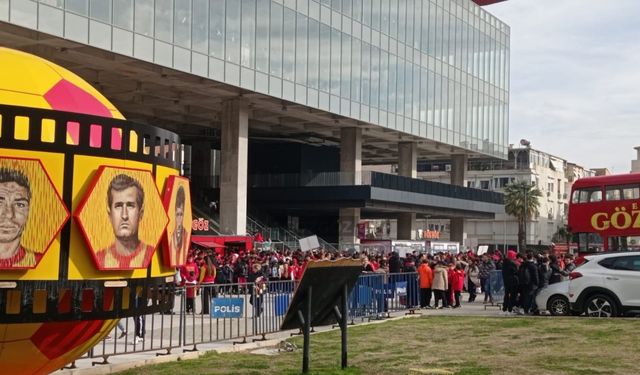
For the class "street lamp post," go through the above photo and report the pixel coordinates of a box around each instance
[523,184,528,253]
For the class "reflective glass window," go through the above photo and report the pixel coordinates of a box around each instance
[226,0,241,64]
[270,3,283,77]
[319,24,330,91]
[192,0,209,53]
[66,0,88,15]
[255,0,269,72]
[351,38,361,101]
[210,0,225,59]
[113,0,133,30]
[155,0,173,43]
[90,0,111,23]
[174,0,191,48]
[241,0,256,68]
[296,14,308,85]
[340,32,351,99]
[308,18,320,88]
[330,27,341,96]
[135,0,154,36]
[283,8,296,81]
[370,46,380,109]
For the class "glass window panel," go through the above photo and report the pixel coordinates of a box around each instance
[38,4,63,36]
[295,14,308,85]
[362,0,370,27]
[352,0,362,22]
[241,0,256,68]
[134,0,154,36]
[192,0,208,53]
[379,49,388,111]
[351,38,361,102]
[389,0,397,39]
[361,43,370,105]
[226,0,241,64]
[90,0,111,23]
[283,8,295,81]
[405,0,413,48]
[371,0,380,31]
[255,0,269,72]
[397,0,405,43]
[412,63,420,119]
[174,0,191,48]
[341,0,351,17]
[210,0,225,59]
[370,46,380,108]
[388,54,396,113]
[113,0,133,30]
[413,0,421,49]
[330,27,341,95]
[155,0,173,42]
[66,0,88,15]
[269,3,283,76]
[308,18,320,88]
[340,32,351,99]
[318,23,330,91]
[380,0,388,35]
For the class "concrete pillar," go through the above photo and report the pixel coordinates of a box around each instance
[398,142,417,178]
[397,213,416,240]
[397,142,417,239]
[220,99,249,235]
[450,154,468,186]
[450,154,468,244]
[339,127,362,246]
[340,127,362,185]
[338,208,360,249]
[191,140,212,187]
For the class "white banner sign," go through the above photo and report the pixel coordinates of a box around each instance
[299,235,320,252]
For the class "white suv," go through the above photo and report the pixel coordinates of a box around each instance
[568,251,640,317]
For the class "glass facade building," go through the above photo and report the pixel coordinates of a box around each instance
[1,0,509,158]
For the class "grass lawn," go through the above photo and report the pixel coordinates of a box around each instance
[116,316,640,375]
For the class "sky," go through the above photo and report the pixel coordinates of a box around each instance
[486,0,640,173]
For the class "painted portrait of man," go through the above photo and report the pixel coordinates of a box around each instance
[169,185,189,266]
[96,173,154,269]
[0,168,41,268]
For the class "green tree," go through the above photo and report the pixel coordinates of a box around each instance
[504,181,542,252]
[553,224,573,251]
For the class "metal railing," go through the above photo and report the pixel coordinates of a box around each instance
[248,171,503,204]
[78,272,422,366]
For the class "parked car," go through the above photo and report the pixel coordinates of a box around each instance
[535,280,570,316]
[568,251,640,317]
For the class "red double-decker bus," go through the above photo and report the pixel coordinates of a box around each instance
[568,173,640,253]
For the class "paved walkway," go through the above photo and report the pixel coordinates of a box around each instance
[54,296,504,375]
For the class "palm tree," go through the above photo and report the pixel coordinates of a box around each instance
[504,181,542,252]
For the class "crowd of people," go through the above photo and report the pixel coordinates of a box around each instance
[174,240,578,317]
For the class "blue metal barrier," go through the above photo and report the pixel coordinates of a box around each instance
[488,270,504,306]
[85,272,426,365]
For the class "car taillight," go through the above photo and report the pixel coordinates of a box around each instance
[569,272,582,280]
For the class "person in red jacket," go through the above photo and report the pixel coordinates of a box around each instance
[417,258,434,308]
[181,255,199,313]
[447,262,456,307]
[451,263,466,308]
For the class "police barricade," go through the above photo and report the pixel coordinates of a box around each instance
[86,284,184,364]
[486,270,505,308]
[84,272,424,365]
[346,273,385,322]
[386,272,419,313]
